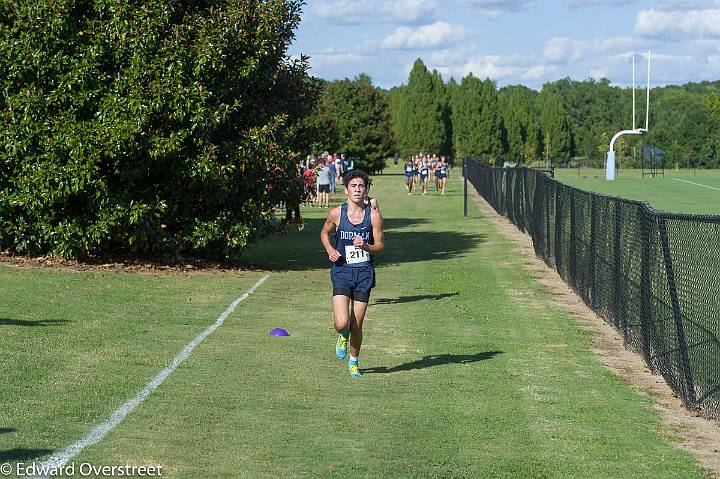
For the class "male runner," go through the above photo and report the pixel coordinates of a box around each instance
[419,158,430,195]
[404,158,414,194]
[320,170,385,379]
[437,156,449,195]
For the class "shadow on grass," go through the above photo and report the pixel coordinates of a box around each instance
[0,448,54,462]
[373,292,459,305]
[382,218,431,231]
[363,351,503,374]
[240,218,486,271]
[0,428,15,434]
[0,318,70,327]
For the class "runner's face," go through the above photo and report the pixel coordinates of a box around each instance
[345,178,367,202]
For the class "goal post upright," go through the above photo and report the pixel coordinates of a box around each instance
[606,50,651,181]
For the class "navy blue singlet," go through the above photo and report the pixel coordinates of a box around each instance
[334,203,374,267]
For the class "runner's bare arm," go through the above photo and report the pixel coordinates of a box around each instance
[320,207,342,262]
[357,208,384,255]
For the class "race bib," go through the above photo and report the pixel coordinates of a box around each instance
[344,245,370,264]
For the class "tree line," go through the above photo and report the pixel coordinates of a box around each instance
[313,58,720,170]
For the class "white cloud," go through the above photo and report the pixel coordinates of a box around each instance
[635,8,720,39]
[461,56,524,79]
[644,52,720,83]
[566,0,720,9]
[308,51,370,69]
[563,0,628,8]
[522,64,554,81]
[583,51,704,87]
[384,0,439,23]
[583,53,632,84]
[312,0,437,25]
[588,67,610,80]
[460,0,535,15]
[543,37,586,64]
[544,36,651,63]
[592,36,644,53]
[381,22,468,49]
[689,38,720,50]
[430,54,537,82]
[653,0,720,8]
[427,49,470,66]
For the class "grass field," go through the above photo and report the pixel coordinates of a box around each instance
[0,171,711,478]
[554,168,720,215]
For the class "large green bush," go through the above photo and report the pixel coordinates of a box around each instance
[0,0,318,260]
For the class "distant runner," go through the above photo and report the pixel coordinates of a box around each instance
[437,157,449,195]
[404,158,415,194]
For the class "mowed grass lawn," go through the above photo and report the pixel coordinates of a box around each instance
[0,169,710,478]
[554,168,720,214]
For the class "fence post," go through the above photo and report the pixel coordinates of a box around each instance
[639,206,654,372]
[613,203,625,336]
[545,179,551,260]
[463,158,468,219]
[555,186,563,276]
[658,217,697,408]
[589,195,597,310]
[515,169,524,232]
[524,171,531,236]
[569,190,577,287]
[503,169,509,219]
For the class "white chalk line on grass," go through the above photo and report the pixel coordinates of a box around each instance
[29,274,270,479]
[672,177,720,191]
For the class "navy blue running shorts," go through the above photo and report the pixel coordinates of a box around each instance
[331,264,375,303]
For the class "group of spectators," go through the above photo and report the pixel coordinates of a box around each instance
[299,151,355,208]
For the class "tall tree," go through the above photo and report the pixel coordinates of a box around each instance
[702,93,720,166]
[446,77,459,163]
[394,58,448,158]
[480,79,504,161]
[538,91,573,161]
[524,116,541,163]
[452,75,503,162]
[500,85,535,163]
[432,69,453,156]
[387,85,406,157]
[311,75,394,173]
[452,74,483,159]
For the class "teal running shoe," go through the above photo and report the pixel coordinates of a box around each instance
[349,362,362,379]
[336,334,348,360]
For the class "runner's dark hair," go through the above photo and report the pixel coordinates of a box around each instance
[343,169,372,188]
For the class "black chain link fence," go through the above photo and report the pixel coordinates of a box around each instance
[464,158,720,421]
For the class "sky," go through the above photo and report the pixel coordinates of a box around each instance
[287,0,720,90]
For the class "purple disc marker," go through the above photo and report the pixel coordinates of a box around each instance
[269,327,289,336]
